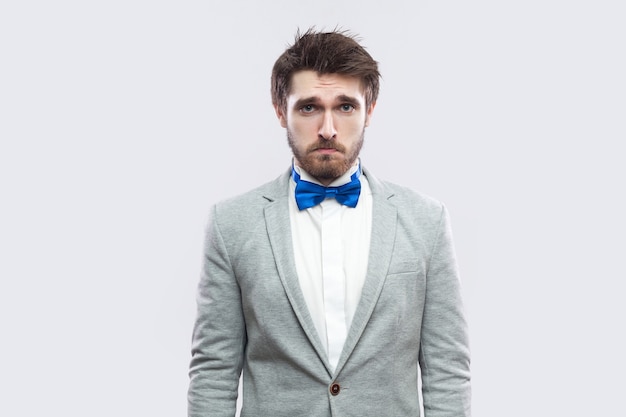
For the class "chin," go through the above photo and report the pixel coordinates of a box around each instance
[310,160,349,180]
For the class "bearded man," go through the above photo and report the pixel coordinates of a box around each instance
[188,28,471,417]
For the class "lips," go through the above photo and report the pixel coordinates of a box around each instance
[310,144,343,153]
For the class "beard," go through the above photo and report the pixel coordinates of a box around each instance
[287,129,365,182]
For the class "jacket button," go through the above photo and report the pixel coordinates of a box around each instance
[330,383,340,396]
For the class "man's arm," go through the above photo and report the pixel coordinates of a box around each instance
[419,205,471,416]
[188,205,246,417]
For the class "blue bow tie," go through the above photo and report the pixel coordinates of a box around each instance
[292,166,362,210]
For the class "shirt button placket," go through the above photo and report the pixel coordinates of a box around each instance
[320,200,347,371]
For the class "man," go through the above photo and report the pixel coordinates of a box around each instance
[188,29,471,417]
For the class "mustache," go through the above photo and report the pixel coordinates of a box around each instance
[307,141,345,153]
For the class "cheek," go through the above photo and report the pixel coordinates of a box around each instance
[288,118,317,136]
[341,119,366,136]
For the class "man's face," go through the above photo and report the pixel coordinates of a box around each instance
[275,70,375,185]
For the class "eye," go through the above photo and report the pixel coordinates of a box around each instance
[300,104,316,113]
[340,104,355,112]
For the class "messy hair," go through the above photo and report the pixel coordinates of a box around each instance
[271,28,381,112]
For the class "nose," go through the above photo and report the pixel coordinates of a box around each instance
[318,111,337,140]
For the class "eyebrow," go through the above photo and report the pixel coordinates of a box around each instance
[336,95,361,107]
[293,94,361,109]
[293,97,319,109]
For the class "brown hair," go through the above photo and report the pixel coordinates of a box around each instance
[271,28,381,112]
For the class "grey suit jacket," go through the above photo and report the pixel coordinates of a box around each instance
[188,167,471,417]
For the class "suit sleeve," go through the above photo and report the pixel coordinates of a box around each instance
[419,205,471,416]
[188,205,246,417]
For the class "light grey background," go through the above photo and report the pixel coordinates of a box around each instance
[1,1,624,416]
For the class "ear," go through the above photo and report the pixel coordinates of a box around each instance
[364,101,376,127]
[274,105,288,128]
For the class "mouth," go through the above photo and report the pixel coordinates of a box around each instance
[311,143,343,153]
[314,148,338,154]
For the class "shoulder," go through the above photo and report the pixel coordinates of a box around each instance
[367,172,453,247]
[209,170,290,227]
[366,169,445,217]
[382,180,442,209]
[383,180,448,228]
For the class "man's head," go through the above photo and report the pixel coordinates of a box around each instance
[271,28,380,113]
[272,29,381,185]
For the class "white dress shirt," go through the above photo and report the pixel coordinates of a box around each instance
[289,163,373,371]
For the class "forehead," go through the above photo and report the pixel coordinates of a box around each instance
[288,70,365,101]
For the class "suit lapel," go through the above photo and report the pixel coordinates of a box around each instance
[335,169,397,374]
[263,171,334,375]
